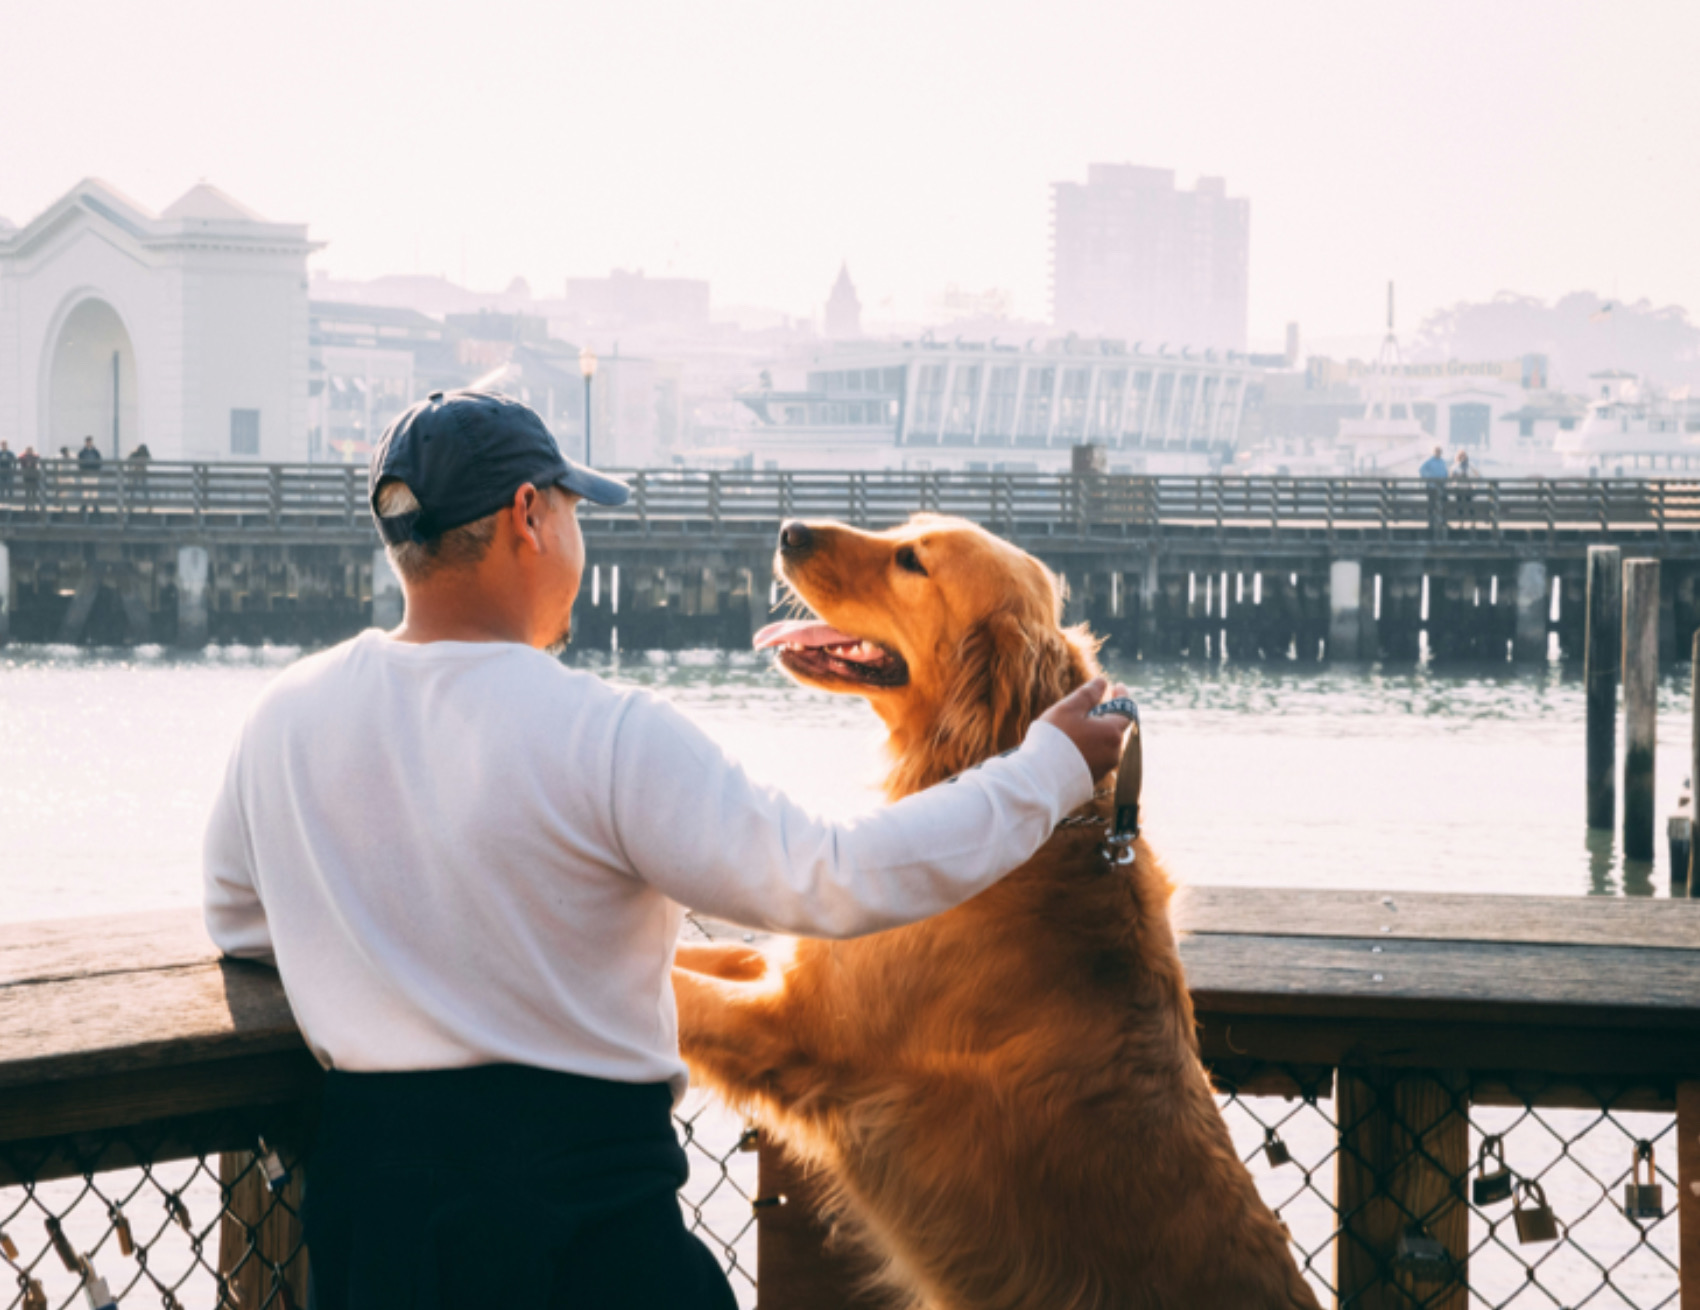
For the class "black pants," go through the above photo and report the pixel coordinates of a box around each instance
[304,1065,737,1310]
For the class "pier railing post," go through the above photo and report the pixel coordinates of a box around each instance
[1336,1068,1469,1310]
[1624,558,1660,861]
[1586,545,1623,830]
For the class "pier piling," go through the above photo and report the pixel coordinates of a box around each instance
[371,548,402,630]
[175,545,209,649]
[1691,632,1700,897]
[0,540,9,645]
[1586,546,1623,830]
[1514,561,1548,662]
[1328,560,1363,661]
[1623,558,1660,862]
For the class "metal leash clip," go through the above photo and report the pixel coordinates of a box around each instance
[1088,697,1142,864]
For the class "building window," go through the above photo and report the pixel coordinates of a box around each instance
[1124,371,1153,442]
[944,365,981,440]
[1017,366,1055,442]
[1091,370,1126,440]
[1449,402,1492,447]
[230,409,260,456]
[910,364,947,437]
[1519,417,1534,438]
[1054,369,1092,440]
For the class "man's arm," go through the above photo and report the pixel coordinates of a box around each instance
[608,685,1112,939]
[202,741,275,964]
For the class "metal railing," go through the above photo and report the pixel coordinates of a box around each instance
[0,1071,1680,1308]
[4,461,1700,541]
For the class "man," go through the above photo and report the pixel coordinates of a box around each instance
[0,440,15,503]
[1418,446,1448,480]
[204,389,1128,1309]
[77,435,102,467]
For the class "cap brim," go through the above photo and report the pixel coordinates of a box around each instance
[558,460,630,507]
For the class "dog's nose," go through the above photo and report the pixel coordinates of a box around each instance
[779,520,813,555]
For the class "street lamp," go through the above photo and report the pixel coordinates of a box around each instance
[579,347,598,465]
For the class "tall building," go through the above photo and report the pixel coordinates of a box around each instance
[824,263,862,339]
[1050,165,1248,353]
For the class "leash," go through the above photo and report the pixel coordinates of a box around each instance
[1056,697,1142,865]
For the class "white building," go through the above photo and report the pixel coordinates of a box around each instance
[728,338,1257,473]
[0,179,318,461]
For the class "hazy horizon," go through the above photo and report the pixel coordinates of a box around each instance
[5,0,1697,344]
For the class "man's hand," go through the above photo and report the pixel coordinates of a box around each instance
[1038,677,1133,783]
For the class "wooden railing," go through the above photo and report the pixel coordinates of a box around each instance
[4,461,1700,541]
[4,892,1697,1307]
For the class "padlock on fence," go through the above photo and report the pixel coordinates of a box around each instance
[0,1227,16,1260]
[1622,1140,1664,1222]
[1392,1225,1452,1283]
[1512,1179,1558,1244]
[21,1278,46,1310]
[78,1257,117,1310]
[1470,1134,1512,1206]
[107,1204,133,1257]
[257,1135,292,1195]
[44,1216,80,1272]
[166,1192,193,1234]
[1262,1128,1291,1168]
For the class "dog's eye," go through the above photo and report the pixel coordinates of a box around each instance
[895,546,928,577]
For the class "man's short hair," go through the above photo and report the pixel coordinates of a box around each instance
[376,481,500,582]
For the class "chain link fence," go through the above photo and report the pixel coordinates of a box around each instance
[0,1066,1680,1308]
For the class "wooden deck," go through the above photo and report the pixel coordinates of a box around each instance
[2,892,1698,1305]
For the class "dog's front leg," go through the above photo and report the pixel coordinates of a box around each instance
[674,940,772,982]
[672,966,824,1117]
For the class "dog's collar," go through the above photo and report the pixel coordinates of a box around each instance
[1059,699,1142,862]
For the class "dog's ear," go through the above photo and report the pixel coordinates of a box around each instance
[919,610,1100,784]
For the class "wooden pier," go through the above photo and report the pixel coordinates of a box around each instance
[3,893,1697,1307]
[6,460,1700,660]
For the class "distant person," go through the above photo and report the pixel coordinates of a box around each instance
[0,440,14,502]
[1451,450,1475,526]
[77,436,102,517]
[128,443,153,505]
[19,446,41,510]
[1418,447,1448,480]
[1419,446,1448,534]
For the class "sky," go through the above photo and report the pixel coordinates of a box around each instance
[4,0,1698,346]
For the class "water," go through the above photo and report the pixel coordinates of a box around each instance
[1,641,1692,921]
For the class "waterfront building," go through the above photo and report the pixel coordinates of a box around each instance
[730,337,1257,473]
[1050,165,1249,353]
[824,264,862,340]
[0,180,317,462]
[1552,372,1700,475]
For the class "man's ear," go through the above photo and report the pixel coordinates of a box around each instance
[509,483,544,552]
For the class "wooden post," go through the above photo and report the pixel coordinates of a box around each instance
[1680,1081,1699,1310]
[1586,545,1623,830]
[756,1136,886,1310]
[1328,559,1363,661]
[1624,559,1660,861]
[1514,559,1548,662]
[218,1148,309,1309]
[1336,1068,1468,1310]
[1691,632,1700,897]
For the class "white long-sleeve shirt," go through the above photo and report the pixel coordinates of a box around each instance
[204,629,1093,1097]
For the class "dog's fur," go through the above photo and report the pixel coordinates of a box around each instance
[673,516,1319,1310]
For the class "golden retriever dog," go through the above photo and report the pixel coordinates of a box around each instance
[673,515,1319,1310]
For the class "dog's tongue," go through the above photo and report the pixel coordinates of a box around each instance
[753,619,860,651]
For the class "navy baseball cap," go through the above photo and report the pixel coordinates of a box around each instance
[369,389,629,545]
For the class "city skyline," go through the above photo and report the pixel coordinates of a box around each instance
[3,0,1698,346]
